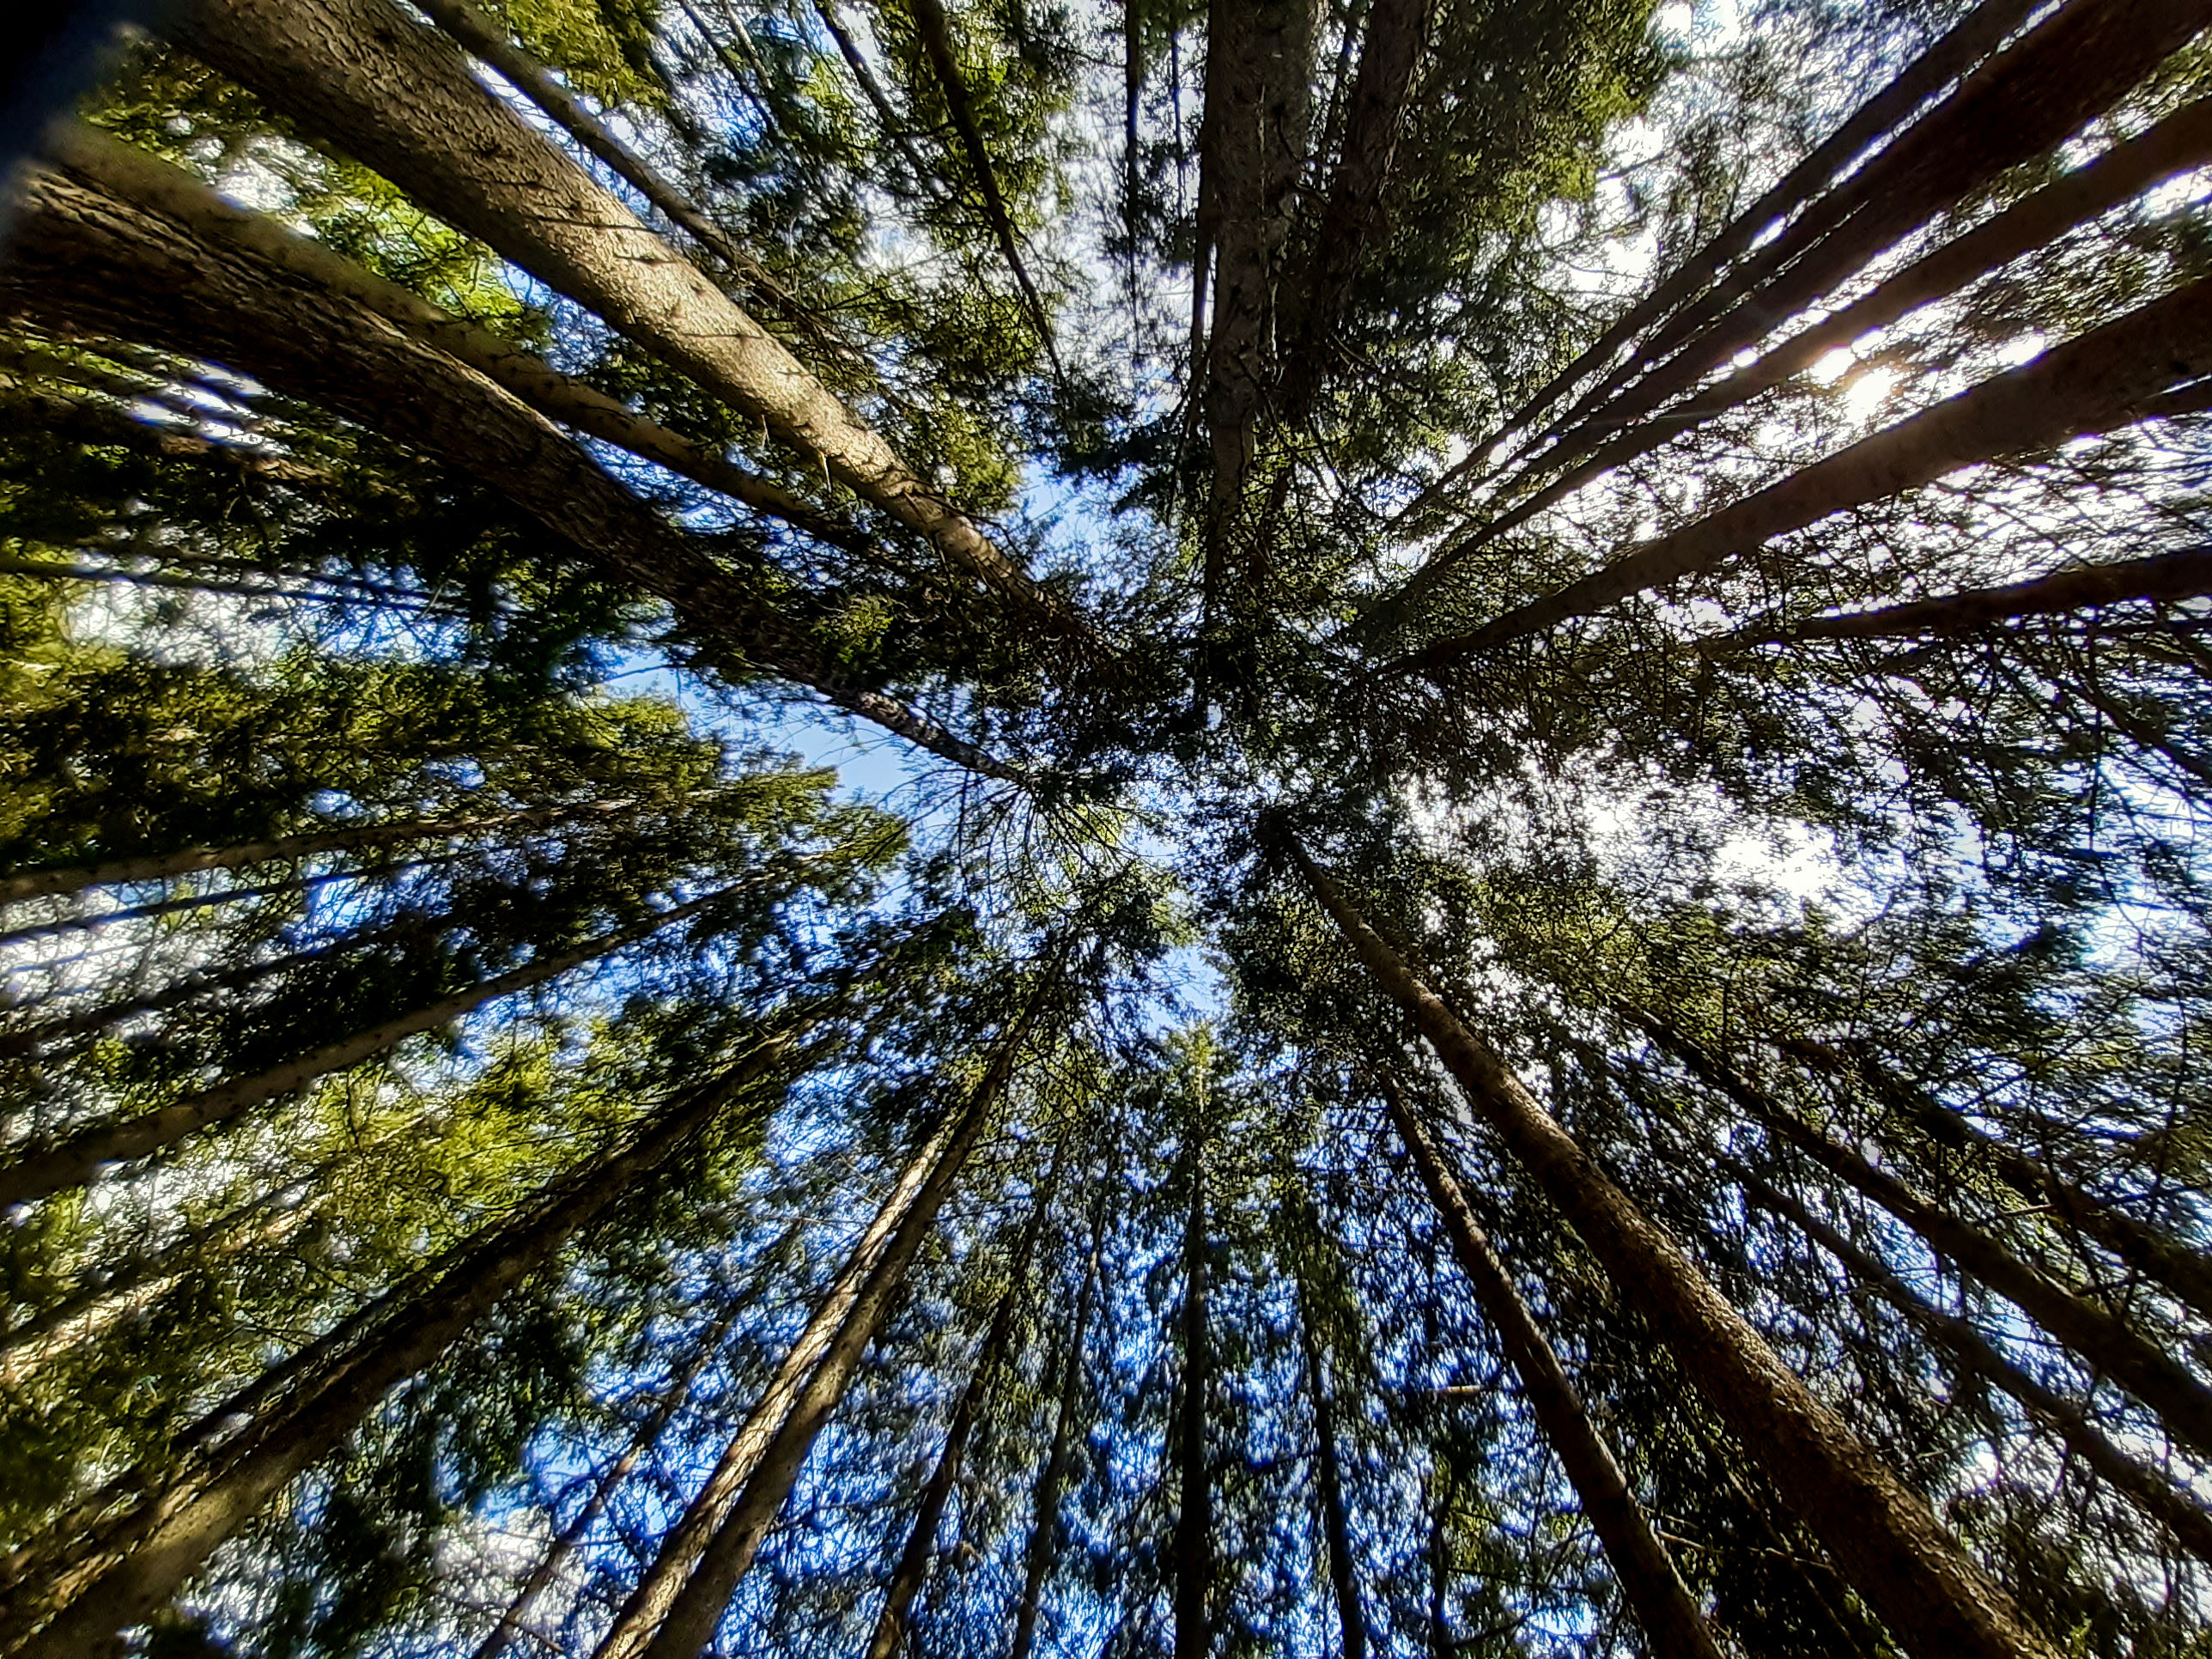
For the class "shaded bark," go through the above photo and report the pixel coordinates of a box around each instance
[1288,1231,1369,1659]
[1172,1133,1212,1659]
[1006,1197,1100,1659]
[1390,276,2212,673]
[1632,1011,2212,1462]
[4,131,1016,779]
[167,0,1083,642]
[1381,1079,1723,1659]
[0,885,733,1206]
[1280,835,2060,1659]
[1743,1172,2212,1567]
[862,1154,1059,1659]
[0,1027,810,1659]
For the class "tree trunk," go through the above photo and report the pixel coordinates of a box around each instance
[1633,1010,2212,1462]
[1392,275,2212,672]
[1731,543,2212,648]
[4,131,1016,781]
[1743,1172,2212,1567]
[0,1026,811,1659]
[1380,1079,1723,1659]
[1006,1198,1101,1659]
[1172,1133,1212,1659]
[597,979,1051,1659]
[1290,1240,1368,1659]
[0,885,732,1206]
[166,0,1082,644]
[1279,835,2060,1659]
[470,1286,758,1659]
[1782,1035,2212,1323]
[863,1153,1059,1659]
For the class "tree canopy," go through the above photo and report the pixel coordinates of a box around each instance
[3,0,2212,1655]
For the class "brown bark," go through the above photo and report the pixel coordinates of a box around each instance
[0,1028,809,1659]
[1006,1198,1100,1659]
[863,1156,1058,1659]
[1197,0,1319,612]
[167,0,1083,643]
[1280,836,2061,1659]
[1380,1079,1723,1659]
[1782,1036,2212,1322]
[1172,1134,1212,1659]
[0,886,732,1206]
[1632,1011,2212,1462]
[1744,1173,2212,1566]
[597,980,1050,1659]
[1390,276,2212,673]
[3,133,1017,780]
[1731,543,2212,647]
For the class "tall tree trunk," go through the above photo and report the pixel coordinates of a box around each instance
[1742,1172,2212,1566]
[470,1282,763,1659]
[1380,1079,1723,1659]
[1172,1133,1212,1659]
[1006,1197,1101,1659]
[1289,1237,1368,1659]
[597,977,1053,1659]
[1632,1010,2212,1461]
[1279,836,2061,1659]
[166,0,1084,644]
[1728,544,2212,649]
[863,1152,1060,1659]
[0,1024,812,1658]
[0,885,733,1206]
[1389,276,2212,673]
[3,131,1018,781]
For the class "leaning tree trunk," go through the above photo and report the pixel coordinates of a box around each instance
[1172,1133,1212,1659]
[1631,1010,2212,1462]
[1380,1078,1724,1659]
[0,1024,812,1658]
[596,975,1054,1659]
[166,0,1082,644]
[1007,1194,1102,1659]
[0,886,734,1206]
[863,1152,1060,1659]
[1279,835,2060,1659]
[1741,1172,2212,1566]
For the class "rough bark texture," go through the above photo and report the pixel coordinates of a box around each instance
[1637,1012,2212,1462]
[1744,1173,2212,1567]
[167,0,1081,641]
[3,136,1016,779]
[0,888,729,1206]
[1172,1144,1212,1659]
[1382,1080,1723,1659]
[1282,836,2062,1659]
[1394,276,2212,672]
[863,1164,1055,1659]
[0,1033,805,1659]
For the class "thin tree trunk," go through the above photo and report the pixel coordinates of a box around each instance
[1006,1196,1101,1659]
[167,0,1085,643]
[862,1152,1060,1659]
[0,796,642,907]
[4,131,1018,780]
[0,1026,811,1658]
[0,885,732,1206]
[1727,544,2212,648]
[1389,276,2212,674]
[470,1287,759,1659]
[1781,1035,2212,1322]
[596,977,1053,1659]
[1380,1079,1723,1659]
[1279,835,2060,1659]
[1289,1237,1368,1659]
[1632,1010,2212,1462]
[1172,1133,1212,1659]
[1743,1172,2212,1566]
